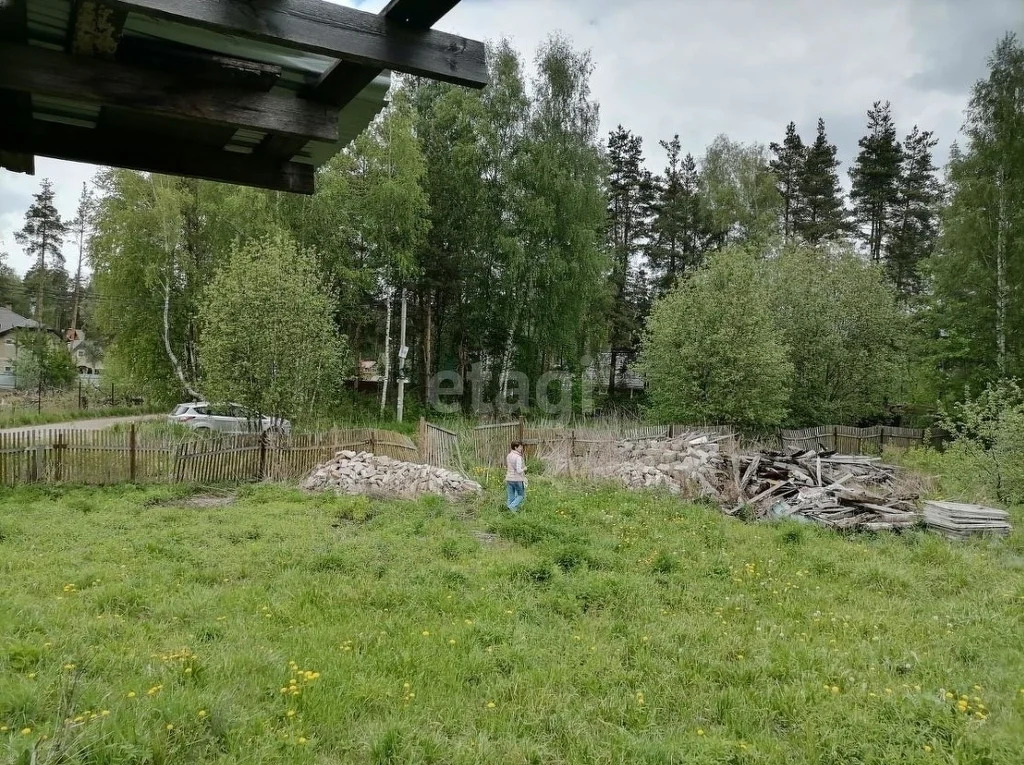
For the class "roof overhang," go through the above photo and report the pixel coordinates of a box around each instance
[0,0,486,193]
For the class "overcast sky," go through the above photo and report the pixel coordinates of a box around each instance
[1,0,1021,275]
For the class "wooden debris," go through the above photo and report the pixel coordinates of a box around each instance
[709,449,922,532]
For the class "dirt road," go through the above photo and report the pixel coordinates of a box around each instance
[0,414,163,436]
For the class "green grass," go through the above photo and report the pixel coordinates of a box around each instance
[1,478,1023,764]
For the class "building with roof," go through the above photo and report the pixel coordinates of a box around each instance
[0,304,63,385]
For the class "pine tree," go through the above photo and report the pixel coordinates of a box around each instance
[769,122,806,241]
[798,118,848,245]
[68,182,97,332]
[849,101,903,262]
[15,178,69,330]
[606,125,654,390]
[648,136,708,293]
[888,126,941,299]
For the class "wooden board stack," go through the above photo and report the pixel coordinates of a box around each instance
[922,500,1012,539]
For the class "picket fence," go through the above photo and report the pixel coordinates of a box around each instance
[0,427,419,487]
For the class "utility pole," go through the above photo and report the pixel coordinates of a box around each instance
[396,288,408,422]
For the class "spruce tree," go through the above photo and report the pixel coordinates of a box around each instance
[769,121,806,241]
[888,126,940,299]
[849,101,903,263]
[606,125,654,390]
[798,118,848,245]
[15,178,69,330]
[649,136,708,293]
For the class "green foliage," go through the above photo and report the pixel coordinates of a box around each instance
[699,136,782,250]
[937,379,1024,503]
[14,178,70,331]
[766,246,906,425]
[10,331,77,391]
[849,101,903,263]
[198,233,347,421]
[797,119,848,245]
[640,247,793,427]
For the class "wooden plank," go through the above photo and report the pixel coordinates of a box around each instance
[0,43,338,142]
[116,36,282,90]
[0,119,315,194]
[111,0,488,88]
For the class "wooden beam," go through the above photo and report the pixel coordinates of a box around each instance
[0,0,32,174]
[109,0,487,89]
[0,42,339,142]
[116,37,282,91]
[0,119,315,194]
[257,0,464,161]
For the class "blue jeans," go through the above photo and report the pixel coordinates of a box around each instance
[506,481,525,511]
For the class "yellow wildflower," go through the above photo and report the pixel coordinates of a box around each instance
[21,728,32,735]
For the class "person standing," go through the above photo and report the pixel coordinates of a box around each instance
[505,440,526,512]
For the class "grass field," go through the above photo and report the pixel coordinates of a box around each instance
[2,476,1023,764]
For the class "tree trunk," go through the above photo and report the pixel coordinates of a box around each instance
[163,277,202,400]
[379,287,393,415]
[423,293,433,401]
[996,164,1008,376]
[71,227,85,332]
[608,349,618,393]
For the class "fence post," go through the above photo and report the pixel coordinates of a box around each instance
[881,427,888,449]
[110,382,115,407]
[568,429,575,478]
[418,417,427,462]
[257,431,268,481]
[54,433,64,482]
[368,430,376,455]
[129,424,137,482]
[517,418,524,443]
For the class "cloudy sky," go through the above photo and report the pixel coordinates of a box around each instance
[1,0,1021,274]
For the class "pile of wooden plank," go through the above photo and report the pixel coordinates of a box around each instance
[923,500,1012,539]
[709,450,921,531]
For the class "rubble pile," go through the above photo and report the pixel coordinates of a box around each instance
[589,439,927,532]
[710,450,921,531]
[302,451,482,500]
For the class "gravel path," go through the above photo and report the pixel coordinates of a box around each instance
[0,414,163,435]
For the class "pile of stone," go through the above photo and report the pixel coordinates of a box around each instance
[301,451,482,500]
[590,434,724,495]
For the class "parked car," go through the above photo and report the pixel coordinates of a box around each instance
[167,402,291,435]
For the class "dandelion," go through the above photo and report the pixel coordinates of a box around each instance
[21,728,31,735]
[100,710,110,717]
[448,639,456,645]
[127,691,136,698]
[297,737,307,744]
[287,710,296,718]
[198,710,207,718]
[830,686,840,695]
[422,630,430,636]
[27,672,36,679]
[464,619,473,625]
[487,702,495,709]
[147,685,163,696]
[924,745,933,752]
[63,664,76,671]
[166,723,174,731]
[696,728,704,736]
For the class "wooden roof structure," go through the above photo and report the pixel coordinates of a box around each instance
[0,0,486,194]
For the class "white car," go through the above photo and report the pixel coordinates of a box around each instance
[167,402,292,435]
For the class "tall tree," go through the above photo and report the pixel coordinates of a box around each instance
[769,121,806,241]
[888,126,941,299]
[649,137,708,293]
[797,118,848,245]
[606,125,654,390]
[15,178,68,330]
[350,90,431,414]
[699,135,782,250]
[199,233,347,422]
[930,34,1024,384]
[68,181,97,332]
[849,101,903,263]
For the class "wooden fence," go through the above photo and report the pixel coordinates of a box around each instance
[418,419,461,471]
[779,425,925,453]
[0,426,421,487]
